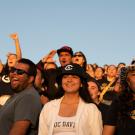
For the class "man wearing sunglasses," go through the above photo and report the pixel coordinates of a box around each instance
[0,58,42,135]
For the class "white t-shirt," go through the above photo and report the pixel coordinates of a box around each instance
[53,115,76,135]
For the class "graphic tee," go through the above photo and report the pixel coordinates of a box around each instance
[53,115,76,135]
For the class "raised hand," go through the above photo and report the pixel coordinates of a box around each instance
[9,33,22,60]
[86,64,95,78]
[10,33,18,40]
[42,50,57,63]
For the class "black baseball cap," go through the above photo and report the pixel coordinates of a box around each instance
[58,63,89,82]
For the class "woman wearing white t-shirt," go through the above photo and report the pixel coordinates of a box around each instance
[38,63,103,135]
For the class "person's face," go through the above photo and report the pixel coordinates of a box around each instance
[127,71,135,93]
[95,67,104,79]
[59,52,72,67]
[62,75,81,94]
[9,63,33,93]
[72,53,85,67]
[107,65,117,77]
[8,54,17,67]
[87,81,100,100]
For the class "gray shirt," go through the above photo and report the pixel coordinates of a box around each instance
[0,86,42,135]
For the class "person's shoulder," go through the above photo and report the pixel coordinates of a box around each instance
[23,86,39,95]
[83,103,101,116]
[84,102,99,112]
[87,102,98,108]
[17,87,41,101]
[41,98,60,113]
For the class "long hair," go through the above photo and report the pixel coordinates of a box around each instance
[74,51,87,71]
[55,78,93,103]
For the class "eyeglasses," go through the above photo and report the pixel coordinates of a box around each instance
[10,67,29,75]
[73,55,83,57]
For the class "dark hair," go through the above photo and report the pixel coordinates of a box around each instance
[87,78,102,92]
[117,62,126,67]
[95,66,105,74]
[2,63,10,75]
[18,58,37,78]
[55,78,93,103]
[93,63,98,70]
[131,59,135,65]
[74,51,87,71]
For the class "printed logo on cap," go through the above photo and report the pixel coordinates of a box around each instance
[65,65,73,71]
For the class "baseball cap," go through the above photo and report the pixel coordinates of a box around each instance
[57,63,88,82]
[57,46,73,56]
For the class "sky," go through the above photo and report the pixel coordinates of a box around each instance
[0,0,135,66]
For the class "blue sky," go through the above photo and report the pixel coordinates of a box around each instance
[0,0,135,66]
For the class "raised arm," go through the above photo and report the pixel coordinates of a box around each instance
[42,50,57,70]
[10,33,22,60]
[9,120,30,135]
[0,59,4,73]
[42,50,57,63]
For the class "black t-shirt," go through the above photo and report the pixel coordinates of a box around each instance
[101,77,117,92]
[100,77,118,106]
[96,77,105,87]
[98,102,111,125]
[0,70,14,96]
[104,98,135,135]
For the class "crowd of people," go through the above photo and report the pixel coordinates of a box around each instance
[0,33,135,135]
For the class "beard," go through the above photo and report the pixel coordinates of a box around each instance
[11,83,26,93]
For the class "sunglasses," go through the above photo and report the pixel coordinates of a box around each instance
[10,67,29,75]
[73,54,83,57]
